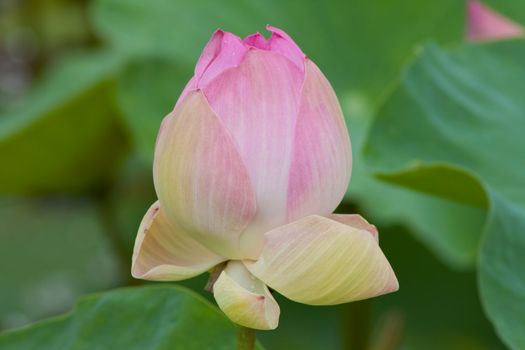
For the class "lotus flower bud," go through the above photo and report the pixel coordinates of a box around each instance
[132,26,398,330]
[467,0,523,41]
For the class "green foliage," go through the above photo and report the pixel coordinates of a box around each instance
[90,0,464,100]
[0,198,122,329]
[0,51,127,194]
[365,40,525,349]
[484,0,525,26]
[116,61,190,162]
[0,285,263,350]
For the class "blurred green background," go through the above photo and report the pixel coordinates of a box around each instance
[1,0,525,349]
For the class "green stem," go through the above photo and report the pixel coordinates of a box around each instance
[237,325,256,350]
[341,300,371,350]
[204,263,226,293]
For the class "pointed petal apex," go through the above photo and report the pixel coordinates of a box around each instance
[467,0,524,42]
[131,201,224,281]
[245,215,398,305]
[266,25,305,71]
[243,32,269,49]
[213,261,280,330]
[195,30,248,88]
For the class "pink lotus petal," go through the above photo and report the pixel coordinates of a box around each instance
[286,59,352,222]
[243,32,269,49]
[132,201,225,281]
[267,25,306,72]
[195,30,248,88]
[202,49,303,256]
[467,0,524,41]
[154,91,257,259]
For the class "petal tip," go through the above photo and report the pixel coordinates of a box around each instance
[467,0,524,41]
[385,270,400,294]
[194,29,247,88]
[265,24,305,71]
[243,32,269,49]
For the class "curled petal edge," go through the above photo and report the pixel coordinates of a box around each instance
[213,261,280,330]
[132,201,225,281]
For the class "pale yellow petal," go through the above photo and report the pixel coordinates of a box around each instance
[245,215,398,305]
[132,201,225,281]
[329,214,378,242]
[213,261,280,330]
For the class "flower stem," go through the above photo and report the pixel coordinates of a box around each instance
[341,300,371,350]
[204,262,226,293]
[236,325,256,350]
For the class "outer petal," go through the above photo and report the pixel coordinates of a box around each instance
[154,91,257,259]
[467,0,523,41]
[203,49,303,256]
[213,261,280,330]
[245,215,398,305]
[132,201,225,281]
[286,60,352,223]
[329,214,378,242]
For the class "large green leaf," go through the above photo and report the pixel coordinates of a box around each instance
[364,40,525,349]
[0,285,264,350]
[91,0,464,100]
[0,50,127,194]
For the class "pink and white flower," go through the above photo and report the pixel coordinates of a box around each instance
[131,25,398,330]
